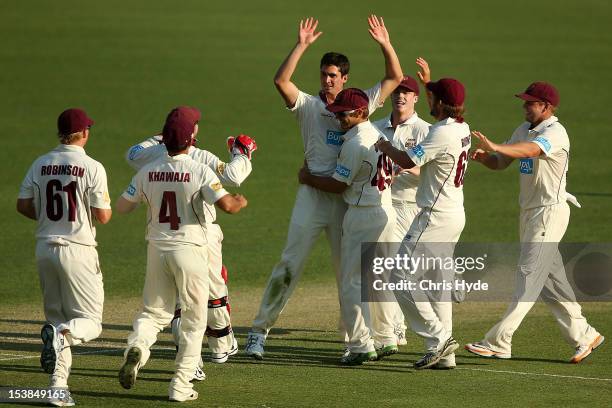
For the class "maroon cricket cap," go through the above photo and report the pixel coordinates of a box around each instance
[162,106,201,151]
[326,88,369,113]
[397,75,420,95]
[515,82,559,106]
[426,78,465,106]
[57,108,94,135]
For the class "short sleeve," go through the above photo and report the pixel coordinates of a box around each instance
[121,174,142,203]
[18,164,35,199]
[364,83,383,115]
[406,129,448,166]
[126,137,165,171]
[200,167,229,205]
[332,141,362,185]
[90,164,112,209]
[532,127,565,156]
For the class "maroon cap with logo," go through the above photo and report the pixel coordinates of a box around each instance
[426,78,465,106]
[326,88,369,113]
[397,75,420,95]
[57,108,94,135]
[515,82,559,106]
[162,106,201,151]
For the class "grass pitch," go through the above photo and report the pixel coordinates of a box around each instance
[1,0,611,406]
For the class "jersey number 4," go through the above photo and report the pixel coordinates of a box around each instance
[46,179,77,221]
[159,191,181,230]
[371,153,393,192]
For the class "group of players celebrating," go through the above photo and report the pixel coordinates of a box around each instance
[17,14,603,406]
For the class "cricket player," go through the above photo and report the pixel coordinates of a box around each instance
[298,88,400,364]
[116,107,247,402]
[17,108,112,406]
[376,73,471,369]
[373,74,431,345]
[465,82,604,363]
[245,15,403,360]
[125,122,256,370]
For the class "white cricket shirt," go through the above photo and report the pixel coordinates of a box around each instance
[406,117,471,212]
[121,154,228,246]
[373,112,430,202]
[289,83,383,177]
[497,116,570,210]
[18,144,111,246]
[332,120,392,207]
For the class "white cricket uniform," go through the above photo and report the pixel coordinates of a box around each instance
[331,120,397,353]
[121,154,228,396]
[393,117,471,364]
[373,112,431,344]
[18,144,111,386]
[126,136,249,355]
[482,116,600,354]
[252,84,383,337]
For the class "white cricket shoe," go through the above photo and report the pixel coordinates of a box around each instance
[244,332,265,360]
[119,347,142,389]
[571,335,604,364]
[211,337,239,364]
[191,365,206,382]
[169,389,199,402]
[41,324,64,374]
[48,389,75,407]
[394,325,408,346]
[464,342,511,359]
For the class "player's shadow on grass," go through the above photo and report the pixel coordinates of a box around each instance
[232,326,330,335]
[459,353,567,364]
[70,390,168,402]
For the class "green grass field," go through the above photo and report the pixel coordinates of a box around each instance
[1,0,611,406]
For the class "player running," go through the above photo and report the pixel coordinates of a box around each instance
[116,107,247,402]
[245,14,403,360]
[375,62,470,369]
[125,111,256,373]
[373,74,431,346]
[17,108,112,406]
[465,82,604,363]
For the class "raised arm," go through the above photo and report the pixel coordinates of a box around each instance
[274,18,323,108]
[368,15,403,102]
[416,57,433,111]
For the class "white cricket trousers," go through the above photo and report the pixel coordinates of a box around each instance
[36,239,104,344]
[393,208,465,363]
[252,184,346,335]
[205,224,234,353]
[36,239,104,387]
[483,202,600,353]
[127,243,209,395]
[341,205,397,353]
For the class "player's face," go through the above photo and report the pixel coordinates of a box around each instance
[523,100,548,125]
[335,108,363,131]
[391,88,418,113]
[320,65,348,96]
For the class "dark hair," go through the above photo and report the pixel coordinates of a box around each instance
[441,103,465,122]
[320,52,350,75]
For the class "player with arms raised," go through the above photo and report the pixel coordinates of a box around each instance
[246,14,403,360]
[17,108,112,406]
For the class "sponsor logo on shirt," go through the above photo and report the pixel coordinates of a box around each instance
[335,164,351,178]
[217,162,226,175]
[411,145,425,158]
[326,130,345,146]
[128,145,144,160]
[519,158,533,174]
[404,139,416,148]
[127,184,136,196]
[534,136,551,153]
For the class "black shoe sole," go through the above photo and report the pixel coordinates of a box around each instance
[40,324,56,374]
[119,347,141,389]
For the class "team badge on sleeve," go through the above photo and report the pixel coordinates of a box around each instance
[128,145,144,160]
[127,184,136,196]
[217,162,226,175]
[411,145,425,158]
[211,182,223,192]
[335,164,351,178]
[534,136,552,153]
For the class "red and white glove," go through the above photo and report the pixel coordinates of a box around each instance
[227,134,257,160]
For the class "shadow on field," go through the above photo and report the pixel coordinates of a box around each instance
[460,353,567,365]
[72,390,168,402]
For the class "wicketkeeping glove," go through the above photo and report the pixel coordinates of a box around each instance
[227,134,257,160]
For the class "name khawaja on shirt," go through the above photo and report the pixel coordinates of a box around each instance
[148,172,191,182]
[41,165,85,177]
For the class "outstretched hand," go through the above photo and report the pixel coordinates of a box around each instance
[416,57,431,85]
[298,17,323,46]
[367,14,390,45]
[470,148,490,162]
[472,131,498,153]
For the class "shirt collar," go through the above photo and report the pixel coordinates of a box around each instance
[384,111,420,129]
[342,120,372,141]
[434,117,457,126]
[54,144,86,154]
[165,153,190,162]
[529,116,558,133]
